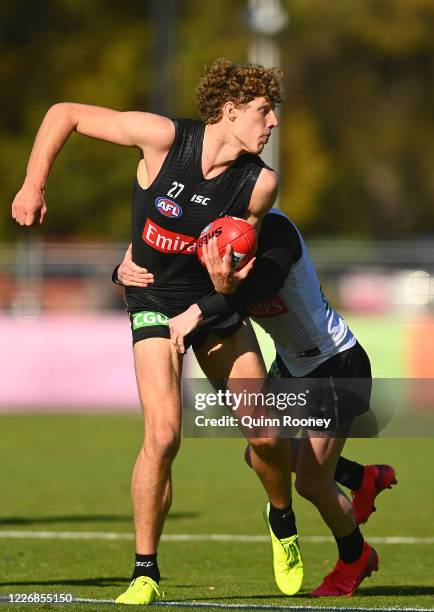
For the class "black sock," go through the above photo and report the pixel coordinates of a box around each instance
[335,527,364,563]
[268,503,297,539]
[334,457,364,491]
[131,553,160,582]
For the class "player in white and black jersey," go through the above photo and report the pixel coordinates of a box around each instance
[117,208,397,597]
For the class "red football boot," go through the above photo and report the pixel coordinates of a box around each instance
[312,542,379,597]
[352,464,397,525]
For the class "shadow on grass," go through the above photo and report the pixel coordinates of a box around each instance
[182,594,308,602]
[0,577,190,588]
[0,512,197,525]
[188,584,434,601]
[0,577,127,587]
[359,585,434,596]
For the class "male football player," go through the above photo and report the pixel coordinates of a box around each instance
[11,59,299,604]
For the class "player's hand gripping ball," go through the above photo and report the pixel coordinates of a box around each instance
[197,216,257,270]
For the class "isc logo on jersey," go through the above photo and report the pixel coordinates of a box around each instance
[155,197,183,218]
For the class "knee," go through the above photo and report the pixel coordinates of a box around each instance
[248,437,281,457]
[294,473,322,502]
[144,426,181,461]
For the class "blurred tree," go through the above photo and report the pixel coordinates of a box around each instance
[174,0,249,118]
[1,0,153,240]
[1,0,433,240]
[278,0,434,236]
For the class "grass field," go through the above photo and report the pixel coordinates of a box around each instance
[0,414,433,611]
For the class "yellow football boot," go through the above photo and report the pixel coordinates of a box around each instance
[115,576,163,605]
[264,503,304,595]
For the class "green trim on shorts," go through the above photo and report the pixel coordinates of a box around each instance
[132,311,169,330]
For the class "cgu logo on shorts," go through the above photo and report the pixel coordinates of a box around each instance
[142,219,197,254]
[155,197,183,218]
[132,311,169,330]
[247,295,288,318]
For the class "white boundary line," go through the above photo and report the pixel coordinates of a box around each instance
[0,597,433,610]
[0,531,433,545]
[151,605,434,612]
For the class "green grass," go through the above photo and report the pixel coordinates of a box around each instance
[251,316,410,378]
[0,414,433,611]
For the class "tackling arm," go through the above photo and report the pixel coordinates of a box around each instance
[167,214,299,353]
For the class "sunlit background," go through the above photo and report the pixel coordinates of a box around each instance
[1,0,434,410]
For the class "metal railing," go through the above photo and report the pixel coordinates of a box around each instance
[1,239,434,315]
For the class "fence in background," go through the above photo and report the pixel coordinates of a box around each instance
[1,239,434,410]
[1,239,434,317]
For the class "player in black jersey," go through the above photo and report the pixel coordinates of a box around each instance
[116,210,397,598]
[12,59,300,605]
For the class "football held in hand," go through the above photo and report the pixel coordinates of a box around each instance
[197,216,257,270]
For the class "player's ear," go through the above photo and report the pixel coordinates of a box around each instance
[223,101,237,122]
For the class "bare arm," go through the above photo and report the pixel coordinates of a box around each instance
[11,103,175,226]
[244,167,278,230]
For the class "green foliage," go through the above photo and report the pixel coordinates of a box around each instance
[1,0,434,239]
[174,0,249,118]
[279,0,434,236]
[1,0,152,240]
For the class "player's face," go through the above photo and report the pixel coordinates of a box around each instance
[233,97,278,154]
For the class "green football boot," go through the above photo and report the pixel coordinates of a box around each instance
[264,502,304,595]
[115,576,163,605]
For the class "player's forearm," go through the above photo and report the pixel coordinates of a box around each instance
[24,103,77,190]
[198,245,292,318]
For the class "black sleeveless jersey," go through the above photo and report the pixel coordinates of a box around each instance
[125,118,265,316]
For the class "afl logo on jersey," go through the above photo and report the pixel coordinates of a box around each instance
[155,197,183,219]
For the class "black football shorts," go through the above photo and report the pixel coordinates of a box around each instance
[129,308,242,351]
[270,342,373,435]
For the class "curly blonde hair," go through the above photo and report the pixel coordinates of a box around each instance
[196,58,283,124]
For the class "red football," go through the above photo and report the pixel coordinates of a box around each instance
[197,216,257,270]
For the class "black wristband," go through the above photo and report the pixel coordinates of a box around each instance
[112,264,124,286]
[197,292,235,319]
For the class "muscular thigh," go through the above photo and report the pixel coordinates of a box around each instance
[134,337,184,430]
[194,319,266,379]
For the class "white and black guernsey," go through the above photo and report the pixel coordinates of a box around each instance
[126,118,264,317]
[197,209,356,376]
